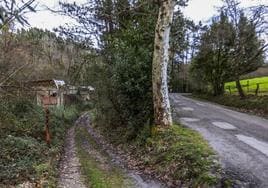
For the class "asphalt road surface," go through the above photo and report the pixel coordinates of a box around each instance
[170,93,268,188]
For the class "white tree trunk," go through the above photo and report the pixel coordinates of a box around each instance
[152,0,174,127]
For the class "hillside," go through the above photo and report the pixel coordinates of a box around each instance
[242,65,268,79]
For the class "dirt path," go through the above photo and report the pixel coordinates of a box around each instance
[76,113,165,188]
[58,114,164,188]
[57,126,86,188]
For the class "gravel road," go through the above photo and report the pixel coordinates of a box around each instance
[57,126,86,188]
[170,93,268,188]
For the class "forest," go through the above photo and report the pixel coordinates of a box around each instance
[0,0,267,187]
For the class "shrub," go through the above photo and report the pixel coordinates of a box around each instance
[97,122,219,187]
[137,125,218,186]
[0,135,47,184]
[0,97,81,186]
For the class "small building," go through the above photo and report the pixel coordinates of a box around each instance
[77,86,95,101]
[28,79,66,107]
[66,85,95,101]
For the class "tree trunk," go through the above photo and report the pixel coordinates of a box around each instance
[152,0,174,127]
[236,79,245,99]
[212,81,224,96]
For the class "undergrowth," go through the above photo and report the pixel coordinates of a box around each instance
[144,125,218,186]
[95,118,220,187]
[0,97,80,186]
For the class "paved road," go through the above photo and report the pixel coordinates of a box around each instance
[170,93,268,188]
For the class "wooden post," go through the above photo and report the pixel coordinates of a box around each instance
[247,80,249,93]
[45,108,51,146]
[228,86,231,94]
[255,83,260,96]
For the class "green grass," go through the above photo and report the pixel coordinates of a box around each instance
[75,126,134,188]
[142,125,219,187]
[225,76,268,95]
[193,94,268,118]
[97,122,220,187]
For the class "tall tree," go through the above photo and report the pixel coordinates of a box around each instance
[152,0,174,127]
[190,13,235,96]
[0,0,37,87]
[57,0,158,136]
[222,0,267,98]
[169,10,190,93]
[0,0,36,30]
[232,13,265,97]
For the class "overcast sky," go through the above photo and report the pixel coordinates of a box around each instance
[25,0,268,31]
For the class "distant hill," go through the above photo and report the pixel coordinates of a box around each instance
[242,64,268,79]
[0,28,85,85]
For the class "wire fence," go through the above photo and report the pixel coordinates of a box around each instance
[225,81,268,96]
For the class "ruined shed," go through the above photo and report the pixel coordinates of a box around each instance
[28,79,65,107]
[66,85,95,101]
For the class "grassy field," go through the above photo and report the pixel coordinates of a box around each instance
[225,76,268,95]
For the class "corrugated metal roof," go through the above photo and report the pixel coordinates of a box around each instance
[53,80,65,88]
[27,79,65,88]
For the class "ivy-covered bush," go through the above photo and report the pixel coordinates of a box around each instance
[88,2,158,139]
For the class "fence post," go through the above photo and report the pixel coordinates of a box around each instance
[255,83,260,96]
[45,108,51,146]
[228,86,231,94]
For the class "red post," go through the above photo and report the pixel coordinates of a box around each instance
[45,108,51,146]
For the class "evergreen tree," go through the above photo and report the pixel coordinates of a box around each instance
[190,13,235,96]
[230,12,265,98]
[222,0,266,98]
